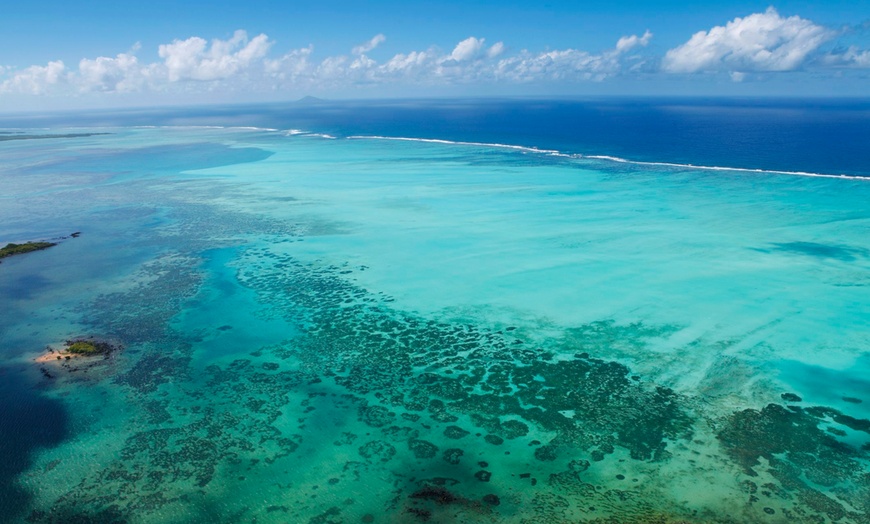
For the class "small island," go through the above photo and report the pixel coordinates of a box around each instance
[36,338,122,379]
[0,233,81,264]
[0,241,57,262]
[38,338,120,361]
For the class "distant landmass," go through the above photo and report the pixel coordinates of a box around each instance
[296,96,327,105]
[0,132,108,142]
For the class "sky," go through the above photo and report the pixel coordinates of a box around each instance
[0,1,868,111]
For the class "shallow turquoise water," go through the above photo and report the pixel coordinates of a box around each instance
[1,127,869,523]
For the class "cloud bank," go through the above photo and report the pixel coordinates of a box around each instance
[0,30,651,97]
[0,8,866,100]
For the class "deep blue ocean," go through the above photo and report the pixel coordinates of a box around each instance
[4,97,869,177]
[1,98,869,523]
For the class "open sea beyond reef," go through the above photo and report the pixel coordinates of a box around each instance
[1,98,869,523]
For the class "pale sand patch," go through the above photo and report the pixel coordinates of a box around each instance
[34,347,91,364]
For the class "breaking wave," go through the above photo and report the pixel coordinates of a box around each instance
[346,135,869,181]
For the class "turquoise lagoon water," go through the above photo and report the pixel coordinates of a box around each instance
[0,121,869,523]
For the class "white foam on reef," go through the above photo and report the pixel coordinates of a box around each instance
[156,125,226,129]
[231,126,279,132]
[348,135,562,155]
[581,154,869,181]
[286,130,336,138]
[135,125,279,132]
[348,135,870,181]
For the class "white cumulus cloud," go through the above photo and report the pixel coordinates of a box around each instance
[449,37,486,62]
[352,34,386,55]
[663,7,834,74]
[487,42,506,58]
[1,60,67,94]
[381,50,435,75]
[158,29,272,81]
[265,46,314,77]
[616,30,652,53]
[492,31,654,83]
[78,51,145,92]
[823,45,870,68]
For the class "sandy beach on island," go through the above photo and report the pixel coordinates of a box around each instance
[34,347,90,364]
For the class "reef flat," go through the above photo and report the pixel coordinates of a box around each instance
[23,238,869,523]
[1,125,867,523]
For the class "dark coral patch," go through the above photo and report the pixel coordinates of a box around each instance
[408,439,438,460]
[410,486,460,506]
[358,404,395,428]
[534,445,558,462]
[483,494,500,506]
[443,426,470,439]
[501,419,529,439]
[484,435,504,446]
[474,470,492,482]
[442,448,463,465]
[718,403,869,521]
[358,440,397,463]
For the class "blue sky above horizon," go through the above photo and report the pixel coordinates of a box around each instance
[0,1,868,111]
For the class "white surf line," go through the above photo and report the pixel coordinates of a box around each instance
[581,155,868,181]
[287,130,337,138]
[347,135,869,181]
[230,126,280,132]
[347,135,561,155]
[133,125,281,132]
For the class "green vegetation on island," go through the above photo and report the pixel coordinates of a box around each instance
[66,341,103,355]
[63,339,118,356]
[0,241,57,262]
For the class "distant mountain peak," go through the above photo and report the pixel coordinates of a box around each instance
[297,96,326,104]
